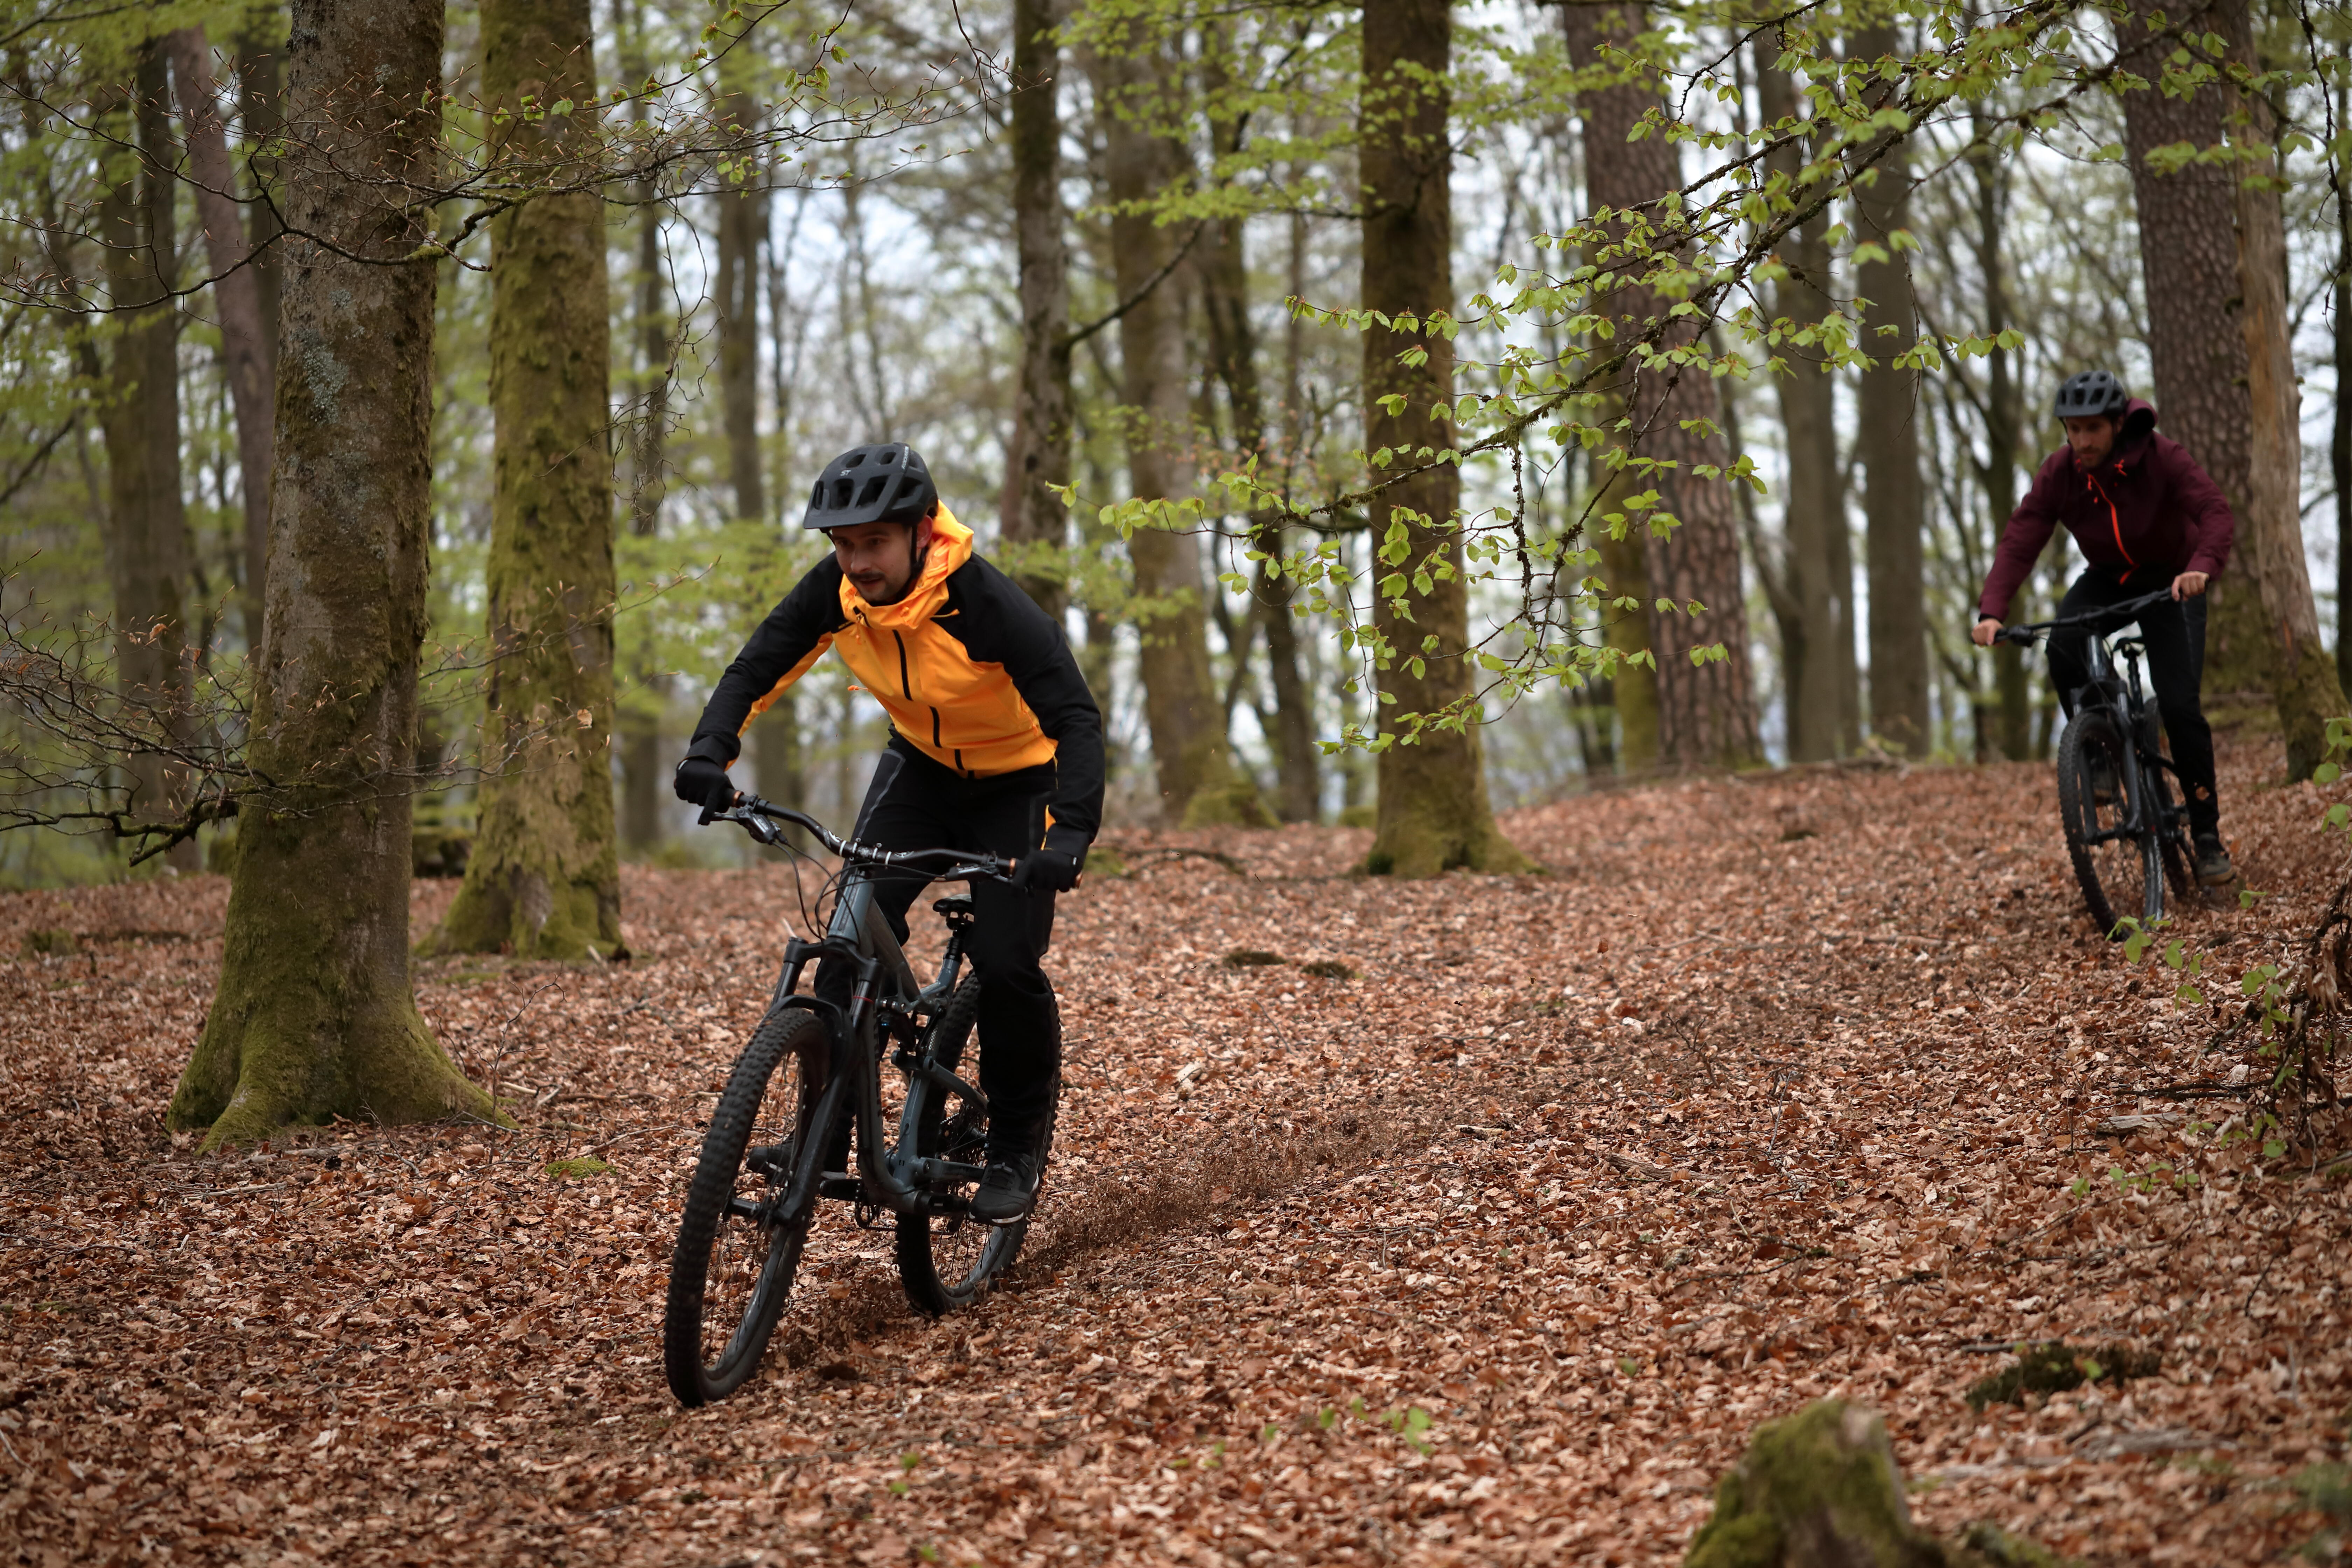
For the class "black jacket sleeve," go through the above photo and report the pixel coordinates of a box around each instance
[946,557,1106,843]
[686,558,849,765]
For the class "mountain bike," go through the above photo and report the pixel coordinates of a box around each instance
[662,794,1057,1407]
[1994,588,2191,937]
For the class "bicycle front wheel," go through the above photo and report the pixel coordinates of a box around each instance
[895,977,1057,1315]
[664,1008,834,1407]
[2057,712,2161,938]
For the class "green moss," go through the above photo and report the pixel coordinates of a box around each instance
[1223,949,1283,968]
[18,928,77,957]
[1958,1521,2080,1568]
[426,0,620,962]
[1299,959,1355,980]
[545,1156,611,1178]
[1964,1342,2160,1412]
[1179,776,1278,829]
[1083,845,1129,879]
[1336,803,1377,829]
[1685,1401,1955,1568]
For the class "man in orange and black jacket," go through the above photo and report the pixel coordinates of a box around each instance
[674,442,1102,1223]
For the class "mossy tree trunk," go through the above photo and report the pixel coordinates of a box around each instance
[1757,58,1849,764]
[713,47,800,808]
[428,0,621,958]
[1360,0,1526,876]
[1565,1,1759,772]
[1004,0,1072,622]
[165,26,275,658]
[172,0,494,1151]
[1851,23,1930,756]
[1093,40,1267,828]
[2224,0,2346,779]
[618,0,670,852]
[99,47,198,871]
[2117,0,2267,699]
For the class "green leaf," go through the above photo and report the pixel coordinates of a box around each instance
[2263,1139,2286,1159]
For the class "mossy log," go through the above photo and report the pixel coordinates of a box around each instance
[425,0,621,959]
[1686,1402,1958,1568]
[171,0,497,1152]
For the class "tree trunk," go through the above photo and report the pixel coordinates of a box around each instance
[1757,57,1845,763]
[100,49,197,868]
[1358,0,1525,874]
[2224,0,2345,780]
[1198,81,1318,824]
[2332,82,2350,700]
[1849,22,1928,755]
[618,0,670,851]
[428,0,621,958]
[173,0,493,1150]
[1971,130,2033,760]
[711,62,799,811]
[1589,401,1660,773]
[234,19,284,362]
[1005,0,1072,621]
[1094,44,1263,827]
[1564,1,1759,771]
[166,27,275,659]
[2118,0,2266,698]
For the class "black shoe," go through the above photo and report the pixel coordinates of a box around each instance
[968,1152,1043,1226]
[2194,833,2234,887]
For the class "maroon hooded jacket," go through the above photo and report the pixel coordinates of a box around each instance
[1977,398,2235,619]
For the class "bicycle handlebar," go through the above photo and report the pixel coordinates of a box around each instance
[1990,587,2178,647]
[701,793,1018,882]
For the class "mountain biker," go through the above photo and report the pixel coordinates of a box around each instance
[1971,369,2235,885]
[673,442,1103,1225]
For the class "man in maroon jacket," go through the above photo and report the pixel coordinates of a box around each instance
[1971,369,2236,885]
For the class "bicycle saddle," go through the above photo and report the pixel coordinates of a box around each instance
[932,894,975,926]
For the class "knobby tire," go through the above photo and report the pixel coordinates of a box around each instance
[664,1008,833,1406]
[895,977,1060,1316]
[2057,711,2161,939]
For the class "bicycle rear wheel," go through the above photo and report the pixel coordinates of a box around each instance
[2057,711,2162,938]
[664,1009,834,1406]
[895,977,1058,1315]
[2144,757,2192,901]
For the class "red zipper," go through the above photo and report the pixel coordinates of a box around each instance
[2086,470,2134,575]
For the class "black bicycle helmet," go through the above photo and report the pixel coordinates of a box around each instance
[800,443,937,531]
[2052,369,2129,421]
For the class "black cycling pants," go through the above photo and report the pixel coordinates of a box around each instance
[813,740,1061,1156]
[2047,567,2219,837]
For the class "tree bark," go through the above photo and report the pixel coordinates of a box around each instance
[2223,0,2345,779]
[428,0,621,958]
[1198,74,1318,824]
[1970,130,2032,760]
[1005,0,1072,621]
[234,19,284,361]
[2332,82,2350,700]
[618,0,670,852]
[165,26,275,658]
[710,58,799,810]
[1093,43,1262,827]
[1757,57,1846,763]
[99,48,197,868]
[1564,2,1759,771]
[2117,0,2266,697]
[1849,22,1928,755]
[173,0,493,1150]
[1358,0,1525,875]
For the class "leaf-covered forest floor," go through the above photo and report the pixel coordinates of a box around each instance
[8,731,2352,1567]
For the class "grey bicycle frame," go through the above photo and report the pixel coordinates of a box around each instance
[744,862,994,1227]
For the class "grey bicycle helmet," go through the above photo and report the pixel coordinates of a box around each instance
[2052,369,2129,421]
[800,443,937,531]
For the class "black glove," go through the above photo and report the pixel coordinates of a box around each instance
[673,746,738,820]
[1012,824,1088,893]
